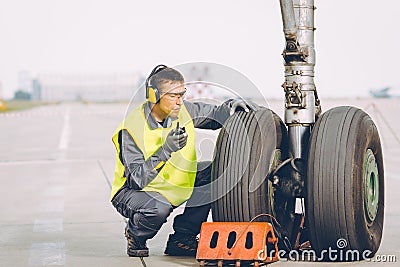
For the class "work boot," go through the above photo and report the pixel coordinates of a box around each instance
[125,228,149,257]
[164,233,198,257]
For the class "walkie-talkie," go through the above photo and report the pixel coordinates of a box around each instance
[175,122,186,135]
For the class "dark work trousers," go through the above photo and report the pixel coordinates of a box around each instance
[111,161,212,241]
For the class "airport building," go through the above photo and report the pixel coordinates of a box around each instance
[32,72,143,102]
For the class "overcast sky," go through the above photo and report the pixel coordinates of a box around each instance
[0,0,399,99]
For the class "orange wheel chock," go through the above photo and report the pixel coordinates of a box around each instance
[196,222,279,266]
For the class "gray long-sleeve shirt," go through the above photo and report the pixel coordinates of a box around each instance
[118,100,234,190]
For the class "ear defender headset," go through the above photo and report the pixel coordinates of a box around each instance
[145,64,169,103]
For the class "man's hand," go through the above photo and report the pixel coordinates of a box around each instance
[163,129,188,153]
[229,99,259,115]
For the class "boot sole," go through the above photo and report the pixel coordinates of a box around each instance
[164,247,196,257]
[128,249,149,257]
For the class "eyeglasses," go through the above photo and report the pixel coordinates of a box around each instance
[161,88,187,101]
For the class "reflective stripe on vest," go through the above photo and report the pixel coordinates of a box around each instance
[110,102,197,206]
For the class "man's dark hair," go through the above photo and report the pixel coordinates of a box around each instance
[149,67,184,90]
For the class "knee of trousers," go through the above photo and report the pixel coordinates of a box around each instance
[142,201,173,222]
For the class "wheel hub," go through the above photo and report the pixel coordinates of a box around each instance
[363,149,379,222]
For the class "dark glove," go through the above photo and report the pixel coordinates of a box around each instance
[229,99,259,115]
[162,128,188,153]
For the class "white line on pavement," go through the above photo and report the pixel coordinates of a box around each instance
[38,201,65,213]
[33,219,63,233]
[0,158,94,165]
[58,108,70,150]
[29,242,65,266]
[44,186,66,197]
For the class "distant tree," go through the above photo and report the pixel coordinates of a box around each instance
[14,90,32,100]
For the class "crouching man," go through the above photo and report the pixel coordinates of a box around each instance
[110,64,256,257]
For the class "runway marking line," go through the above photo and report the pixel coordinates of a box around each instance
[58,108,70,150]
[33,219,63,233]
[28,242,66,266]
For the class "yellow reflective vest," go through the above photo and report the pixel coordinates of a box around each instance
[110,102,197,206]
